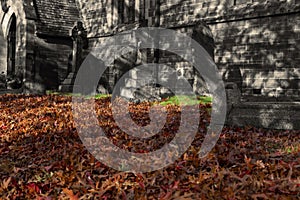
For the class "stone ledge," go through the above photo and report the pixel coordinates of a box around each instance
[226,102,300,130]
[0,88,23,95]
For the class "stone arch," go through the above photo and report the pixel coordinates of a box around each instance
[190,21,215,95]
[0,10,17,76]
[6,13,16,76]
[192,21,215,59]
[0,0,28,88]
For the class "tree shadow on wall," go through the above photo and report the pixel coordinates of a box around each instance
[39,61,59,90]
[206,1,300,101]
[204,0,300,129]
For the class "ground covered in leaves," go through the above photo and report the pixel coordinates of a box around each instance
[0,94,299,199]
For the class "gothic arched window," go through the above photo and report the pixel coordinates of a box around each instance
[7,14,16,76]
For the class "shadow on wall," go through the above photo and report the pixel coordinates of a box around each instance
[205,1,300,129]
[39,61,59,90]
[31,32,73,92]
[206,1,300,100]
[75,1,300,100]
[23,60,59,94]
[157,0,300,129]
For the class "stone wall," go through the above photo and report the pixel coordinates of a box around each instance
[160,0,300,100]
[75,0,211,97]
[75,0,119,37]
[212,14,300,99]
[75,0,300,100]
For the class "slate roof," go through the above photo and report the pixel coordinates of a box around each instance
[35,0,80,37]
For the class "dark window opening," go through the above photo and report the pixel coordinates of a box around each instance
[7,14,16,76]
[118,0,136,24]
[118,0,125,24]
[253,88,262,95]
[139,0,146,23]
[129,0,136,23]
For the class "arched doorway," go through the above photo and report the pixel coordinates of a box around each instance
[7,14,16,76]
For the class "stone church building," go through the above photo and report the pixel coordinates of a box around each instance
[0,0,299,129]
[0,0,80,91]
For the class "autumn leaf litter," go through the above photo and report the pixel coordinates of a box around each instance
[0,94,299,199]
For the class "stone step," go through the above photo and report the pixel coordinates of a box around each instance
[120,87,135,99]
[58,84,74,93]
[59,72,78,93]
[61,78,74,85]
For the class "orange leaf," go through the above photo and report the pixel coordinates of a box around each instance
[63,188,79,200]
[2,177,11,189]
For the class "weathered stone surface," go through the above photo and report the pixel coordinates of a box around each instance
[226,102,300,130]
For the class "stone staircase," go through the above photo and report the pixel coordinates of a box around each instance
[58,72,76,93]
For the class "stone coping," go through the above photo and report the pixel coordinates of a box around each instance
[227,100,300,130]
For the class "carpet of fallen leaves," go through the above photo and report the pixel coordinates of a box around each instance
[0,94,299,199]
